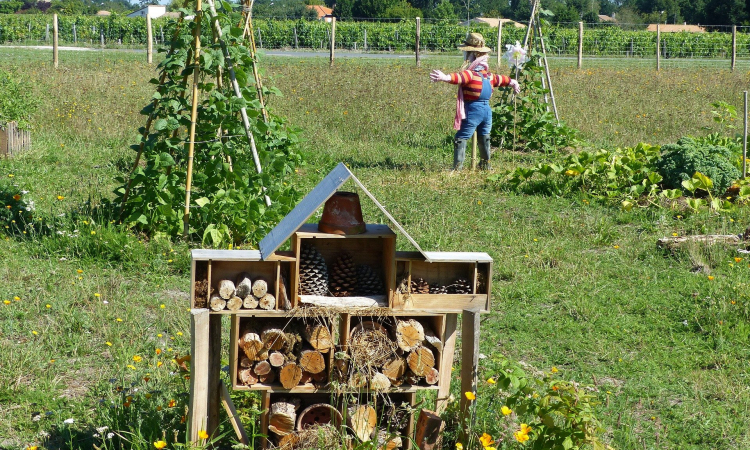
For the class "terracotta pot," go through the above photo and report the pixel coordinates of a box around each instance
[318,191,366,235]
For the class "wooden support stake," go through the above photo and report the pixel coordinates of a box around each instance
[436,314,457,414]
[330,17,336,67]
[459,308,480,438]
[732,25,737,72]
[577,21,583,69]
[220,382,249,445]
[656,23,661,71]
[535,19,559,122]
[183,2,203,238]
[415,409,443,450]
[415,17,421,67]
[188,308,210,442]
[147,14,153,64]
[53,14,58,69]
[471,133,477,170]
[496,19,503,68]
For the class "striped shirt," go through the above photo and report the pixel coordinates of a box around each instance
[449,70,511,101]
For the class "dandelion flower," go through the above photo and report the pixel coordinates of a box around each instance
[127,364,136,370]
[133,355,142,363]
[14,296,20,300]
[26,446,38,450]
[160,304,165,309]
[57,196,64,201]
[198,430,209,439]
[551,366,559,373]
[77,269,83,274]
[464,391,476,401]
[157,334,163,338]
[708,276,715,281]
[176,332,183,336]
[157,361,164,367]
[501,406,512,416]
[91,231,96,235]
[3,300,10,305]
[106,342,112,346]
[486,378,496,384]
[735,257,742,263]
[116,318,123,322]
[613,245,620,249]
[94,293,100,297]
[455,444,463,450]
[46,304,51,308]
[153,441,167,449]
[32,331,38,336]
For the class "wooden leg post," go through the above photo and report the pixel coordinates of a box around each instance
[436,314,458,414]
[188,308,210,442]
[207,314,222,437]
[220,382,249,444]
[460,308,480,438]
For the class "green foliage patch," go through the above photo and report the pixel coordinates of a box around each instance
[0,68,37,129]
[656,136,741,196]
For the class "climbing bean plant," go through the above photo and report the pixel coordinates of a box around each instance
[114,5,304,247]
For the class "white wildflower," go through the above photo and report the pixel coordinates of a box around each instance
[63,418,75,424]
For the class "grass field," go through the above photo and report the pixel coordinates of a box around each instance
[1,48,750,450]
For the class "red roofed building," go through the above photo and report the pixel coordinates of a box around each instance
[307,5,334,22]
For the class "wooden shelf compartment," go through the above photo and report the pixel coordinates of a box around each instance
[231,315,335,392]
[392,252,492,313]
[291,224,396,308]
[337,313,445,390]
[259,391,416,450]
[190,249,295,312]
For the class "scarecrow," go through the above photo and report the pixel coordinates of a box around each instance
[430,33,521,170]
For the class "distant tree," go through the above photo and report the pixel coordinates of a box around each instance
[305,0,324,4]
[582,9,599,21]
[254,0,319,18]
[428,0,457,18]
[354,0,400,17]
[551,4,581,22]
[383,0,422,18]
[332,0,355,17]
[599,0,617,15]
[702,0,747,23]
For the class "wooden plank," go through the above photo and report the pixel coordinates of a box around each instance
[415,409,443,450]
[192,249,262,261]
[220,381,249,444]
[230,315,239,389]
[206,260,212,308]
[291,234,300,308]
[258,162,351,260]
[383,235,396,309]
[460,308,481,435]
[299,295,387,308]
[406,391,416,438]
[190,259,197,309]
[207,314,222,436]
[260,391,270,449]
[392,294,489,313]
[436,314,457,414]
[188,309,210,442]
[422,252,493,263]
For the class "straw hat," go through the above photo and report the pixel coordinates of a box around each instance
[457,33,491,52]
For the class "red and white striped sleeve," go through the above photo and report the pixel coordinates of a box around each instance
[449,70,474,85]
[491,73,511,87]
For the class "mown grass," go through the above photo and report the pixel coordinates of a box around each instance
[1,48,750,449]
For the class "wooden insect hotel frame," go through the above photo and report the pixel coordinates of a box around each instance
[188,163,491,448]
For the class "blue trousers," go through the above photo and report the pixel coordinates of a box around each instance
[455,100,492,140]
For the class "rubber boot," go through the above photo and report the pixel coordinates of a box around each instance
[453,138,468,171]
[477,134,492,170]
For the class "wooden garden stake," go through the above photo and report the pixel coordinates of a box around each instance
[415,17,421,67]
[146,14,153,64]
[220,382,249,444]
[656,23,661,71]
[330,17,336,67]
[577,21,583,69]
[53,14,58,69]
[183,0,203,238]
[496,19,503,68]
[240,0,269,123]
[205,0,271,207]
[731,25,737,71]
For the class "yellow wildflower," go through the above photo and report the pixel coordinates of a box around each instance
[501,406,512,416]
[455,444,463,450]
[133,355,142,363]
[486,378,496,384]
[479,433,494,447]
[153,441,167,449]
[464,391,476,401]
[198,430,209,439]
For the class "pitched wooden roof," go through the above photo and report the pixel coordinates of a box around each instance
[646,24,706,32]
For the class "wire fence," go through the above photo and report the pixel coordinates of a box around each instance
[1,14,749,70]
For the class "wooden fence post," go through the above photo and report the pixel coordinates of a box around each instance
[496,19,503,68]
[330,17,336,66]
[459,308,480,440]
[436,314,457,415]
[53,14,58,69]
[73,23,77,43]
[415,17,421,67]
[364,28,367,51]
[731,25,736,71]
[100,28,104,47]
[577,21,583,69]
[656,23,661,71]
[147,14,153,64]
[293,26,298,49]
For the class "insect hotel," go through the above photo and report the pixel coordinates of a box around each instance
[188,163,492,449]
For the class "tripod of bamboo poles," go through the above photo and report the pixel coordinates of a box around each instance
[117,1,273,238]
[523,0,558,122]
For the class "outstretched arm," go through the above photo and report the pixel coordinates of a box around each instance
[430,69,451,83]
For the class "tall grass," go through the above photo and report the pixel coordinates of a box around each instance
[0,49,749,449]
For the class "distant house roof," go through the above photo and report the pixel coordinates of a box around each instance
[646,24,706,32]
[96,10,111,16]
[460,17,526,28]
[598,14,615,22]
[163,11,182,18]
[306,5,333,20]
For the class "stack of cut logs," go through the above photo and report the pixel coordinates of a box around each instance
[408,277,472,295]
[341,318,441,389]
[238,320,333,388]
[210,272,278,312]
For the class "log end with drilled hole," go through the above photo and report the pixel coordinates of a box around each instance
[218,279,236,299]
[259,293,276,310]
[252,279,268,299]
[243,295,259,309]
[210,294,227,312]
[235,272,253,299]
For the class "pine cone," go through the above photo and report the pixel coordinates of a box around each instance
[429,283,448,294]
[356,264,383,295]
[329,252,357,297]
[448,278,472,294]
[410,277,430,294]
[299,244,329,296]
